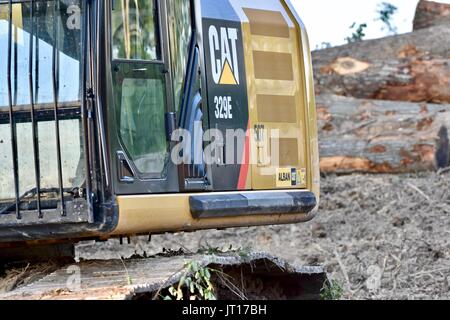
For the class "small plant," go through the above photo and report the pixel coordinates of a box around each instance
[119,256,133,286]
[197,244,227,255]
[321,280,344,300]
[345,23,367,43]
[164,261,216,300]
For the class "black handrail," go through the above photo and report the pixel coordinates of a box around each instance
[34,1,39,104]
[7,0,21,220]
[1,0,95,224]
[81,0,93,222]
[52,0,65,216]
[29,0,43,218]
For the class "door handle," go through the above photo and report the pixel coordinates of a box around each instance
[117,152,135,184]
[165,112,177,141]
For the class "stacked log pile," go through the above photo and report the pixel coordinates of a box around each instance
[314,0,450,173]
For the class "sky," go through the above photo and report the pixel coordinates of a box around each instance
[292,0,450,49]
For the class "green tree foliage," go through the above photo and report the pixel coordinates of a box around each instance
[345,2,398,44]
[345,22,368,43]
[376,2,398,34]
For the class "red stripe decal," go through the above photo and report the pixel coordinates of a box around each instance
[237,121,251,190]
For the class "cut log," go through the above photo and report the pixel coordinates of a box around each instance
[317,95,450,174]
[414,0,450,30]
[312,24,450,104]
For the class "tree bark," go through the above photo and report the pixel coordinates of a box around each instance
[414,0,450,31]
[317,95,450,174]
[312,24,450,104]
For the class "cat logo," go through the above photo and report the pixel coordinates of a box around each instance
[208,25,240,85]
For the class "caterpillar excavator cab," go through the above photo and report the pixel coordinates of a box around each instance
[0,0,319,252]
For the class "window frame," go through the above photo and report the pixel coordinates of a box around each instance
[112,61,169,179]
[108,0,177,183]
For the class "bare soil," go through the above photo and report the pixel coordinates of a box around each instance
[76,172,450,300]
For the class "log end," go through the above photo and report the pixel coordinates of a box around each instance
[327,57,370,76]
[414,0,450,31]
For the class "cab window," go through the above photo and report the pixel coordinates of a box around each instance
[111,0,160,61]
[167,0,192,112]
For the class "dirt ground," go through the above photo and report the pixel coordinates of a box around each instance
[76,171,450,300]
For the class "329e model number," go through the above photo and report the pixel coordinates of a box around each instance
[214,96,233,120]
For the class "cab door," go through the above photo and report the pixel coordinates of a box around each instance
[110,0,178,194]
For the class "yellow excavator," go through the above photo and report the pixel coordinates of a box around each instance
[0,0,319,265]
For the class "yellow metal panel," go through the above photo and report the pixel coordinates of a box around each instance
[239,3,310,191]
[112,191,316,236]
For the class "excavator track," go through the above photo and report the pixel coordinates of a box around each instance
[0,252,328,300]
